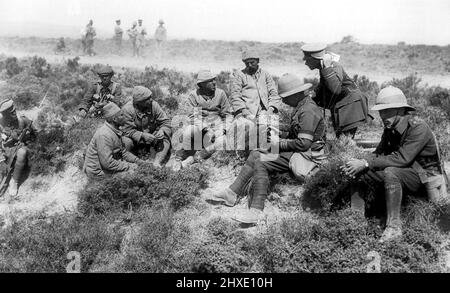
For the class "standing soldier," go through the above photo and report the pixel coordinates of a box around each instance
[230,48,281,151]
[301,43,369,138]
[80,26,87,54]
[78,65,123,119]
[208,74,327,225]
[136,19,147,57]
[85,19,96,56]
[127,21,139,57]
[173,70,233,170]
[114,19,123,55]
[342,86,448,242]
[121,86,172,168]
[0,99,36,197]
[154,19,167,49]
[83,102,143,178]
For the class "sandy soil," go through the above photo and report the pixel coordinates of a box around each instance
[1,49,449,88]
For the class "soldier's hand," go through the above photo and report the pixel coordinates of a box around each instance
[141,132,156,144]
[341,159,368,178]
[153,130,165,141]
[321,53,333,68]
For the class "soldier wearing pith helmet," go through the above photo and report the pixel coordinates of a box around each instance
[208,74,326,225]
[78,65,123,119]
[342,86,448,243]
[301,43,370,138]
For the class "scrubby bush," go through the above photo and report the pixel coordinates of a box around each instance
[78,164,209,216]
[4,57,23,77]
[0,214,122,272]
[302,136,370,211]
[251,209,445,273]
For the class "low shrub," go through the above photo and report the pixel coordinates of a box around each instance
[77,164,209,216]
[0,214,122,273]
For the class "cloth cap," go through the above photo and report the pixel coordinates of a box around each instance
[0,99,15,112]
[132,86,152,102]
[278,73,312,98]
[159,19,164,24]
[371,86,415,111]
[102,102,121,119]
[138,19,143,22]
[242,48,259,61]
[96,65,114,76]
[301,43,327,59]
[196,70,216,84]
[116,19,121,23]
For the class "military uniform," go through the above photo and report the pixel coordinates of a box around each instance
[229,96,326,211]
[79,81,123,117]
[0,100,36,196]
[358,115,441,197]
[121,100,172,165]
[114,23,123,54]
[136,24,147,57]
[154,23,167,47]
[176,87,232,160]
[127,25,139,57]
[85,24,96,56]
[314,61,369,136]
[83,122,140,178]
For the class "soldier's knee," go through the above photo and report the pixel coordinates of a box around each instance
[16,147,28,163]
[384,167,402,180]
[122,136,134,151]
[247,150,260,164]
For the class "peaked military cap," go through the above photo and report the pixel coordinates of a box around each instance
[301,43,327,59]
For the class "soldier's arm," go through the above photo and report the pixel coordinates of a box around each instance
[121,148,140,164]
[368,123,432,170]
[230,71,247,115]
[79,83,96,112]
[278,111,319,152]
[121,106,145,143]
[97,135,131,173]
[218,90,233,119]
[265,72,281,112]
[152,101,172,138]
[320,62,344,95]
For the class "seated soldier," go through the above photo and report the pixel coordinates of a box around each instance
[0,99,36,197]
[78,65,123,119]
[173,70,232,170]
[83,102,143,178]
[121,86,172,168]
[208,74,327,225]
[342,86,448,243]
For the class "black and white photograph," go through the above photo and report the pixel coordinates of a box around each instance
[0,0,449,276]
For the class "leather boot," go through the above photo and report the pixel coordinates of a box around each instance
[206,187,237,207]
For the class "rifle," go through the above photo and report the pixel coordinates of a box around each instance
[0,121,33,197]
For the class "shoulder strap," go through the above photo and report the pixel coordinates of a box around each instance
[111,82,117,95]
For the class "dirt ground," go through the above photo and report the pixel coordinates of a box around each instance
[2,48,450,88]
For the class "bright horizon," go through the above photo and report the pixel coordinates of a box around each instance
[0,0,449,45]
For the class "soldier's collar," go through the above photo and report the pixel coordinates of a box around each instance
[292,96,310,113]
[105,121,123,136]
[394,115,409,135]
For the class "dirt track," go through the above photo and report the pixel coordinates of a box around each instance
[2,49,450,88]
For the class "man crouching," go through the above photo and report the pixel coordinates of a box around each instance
[207,74,327,225]
[83,102,143,178]
[342,86,448,243]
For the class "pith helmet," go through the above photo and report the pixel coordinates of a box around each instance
[159,19,164,24]
[96,65,114,76]
[102,102,121,119]
[0,99,15,112]
[278,73,312,98]
[301,43,327,59]
[241,48,259,61]
[371,86,415,111]
[197,70,216,84]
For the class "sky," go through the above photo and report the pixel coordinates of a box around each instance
[0,0,449,45]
